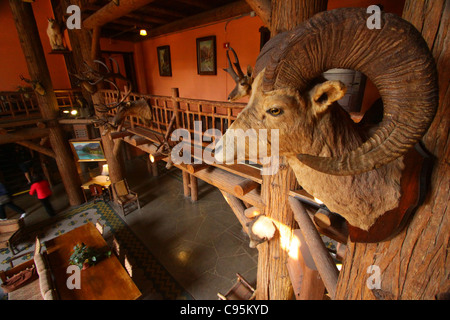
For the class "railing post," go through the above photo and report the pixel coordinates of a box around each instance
[171,88,181,129]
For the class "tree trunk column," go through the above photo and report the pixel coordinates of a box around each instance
[9,0,83,206]
[336,0,449,300]
[255,0,328,300]
[257,157,298,299]
[61,0,125,184]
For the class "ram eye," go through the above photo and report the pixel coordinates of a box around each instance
[267,107,283,116]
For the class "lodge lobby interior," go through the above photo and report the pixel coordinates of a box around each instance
[2,0,445,302]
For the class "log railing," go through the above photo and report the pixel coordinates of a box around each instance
[0,91,40,119]
[0,89,82,121]
[54,89,82,109]
[101,89,246,145]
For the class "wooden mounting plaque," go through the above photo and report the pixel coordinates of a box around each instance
[347,144,433,243]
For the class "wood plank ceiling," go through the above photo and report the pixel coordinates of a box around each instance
[81,0,253,41]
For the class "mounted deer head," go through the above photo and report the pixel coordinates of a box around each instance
[223,47,253,101]
[84,58,152,134]
[215,8,438,231]
[19,75,45,96]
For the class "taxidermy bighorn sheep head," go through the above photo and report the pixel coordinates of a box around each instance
[216,8,438,231]
[223,47,253,101]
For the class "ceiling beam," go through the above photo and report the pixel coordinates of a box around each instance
[83,0,156,29]
[245,0,271,26]
[146,0,252,38]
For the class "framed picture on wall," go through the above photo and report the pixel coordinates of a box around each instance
[157,45,172,77]
[69,140,106,162]
[196,36,216,75]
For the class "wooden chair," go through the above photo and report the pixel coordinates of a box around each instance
[89,183,108,203]
[124,251,133,278]
[217,273,256,300]
[0,218,25,255]
[111,179,140,216]
[95,219,105,236]
[111,235,122,261]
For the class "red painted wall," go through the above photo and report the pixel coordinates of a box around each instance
[139,15,263,102]
[0,0,405,109]
[0,1,71,91]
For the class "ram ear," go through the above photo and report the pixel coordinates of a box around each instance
[310,80,346,115]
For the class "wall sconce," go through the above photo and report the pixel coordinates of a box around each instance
[139,29,147,36]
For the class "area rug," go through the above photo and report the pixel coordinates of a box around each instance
[0,201,192,300]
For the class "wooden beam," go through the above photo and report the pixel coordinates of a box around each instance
[146,1,252,38]
[289,196,339,299]
[220,190,252,234]
[245,0,271,26]
[186,163,209,174]
[287,229,326,300]
[0,127,49,145]
[0,117,44,129]
[16,140,56,158]
[83,0,156,29]
[234,179,259,197]
[109,130,133,140]
[244,206,261,218]
[174,163,265,209]
[128,135,148,146]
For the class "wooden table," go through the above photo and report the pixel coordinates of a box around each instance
[81,175,111,202]
[45,223,141,300]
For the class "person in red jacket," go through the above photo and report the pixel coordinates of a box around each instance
[29,174,55,217]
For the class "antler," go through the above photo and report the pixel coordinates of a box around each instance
[72,58,131,95]
[223,47,245,81]
[91,115,116,136]
[223,47,253,101]
[73,58,133,113]
[94,80,132,113]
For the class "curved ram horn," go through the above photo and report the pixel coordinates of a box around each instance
[258,8,438,175]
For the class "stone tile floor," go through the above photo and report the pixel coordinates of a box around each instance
[8,156,258,300]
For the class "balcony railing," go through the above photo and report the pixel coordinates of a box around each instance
[101,89,246,143]
[0,89,82,122]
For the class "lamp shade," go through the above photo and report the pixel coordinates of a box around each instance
[101,164,109,176]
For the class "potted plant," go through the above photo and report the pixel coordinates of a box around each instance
[69,242,111,270]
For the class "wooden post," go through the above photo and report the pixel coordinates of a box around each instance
[289,197,339,298]
[257,157,298,300]
[270,0,328,35]
[9,0,83,206]
[336,0,449,300]
[171,88,181,129]
[61,0,125,184]
[182,170,191,197]
[190,175,198,201]
[287,229,326,300]
[256,0,328,300]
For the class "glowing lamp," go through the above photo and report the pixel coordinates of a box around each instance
[101,164,109,176]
